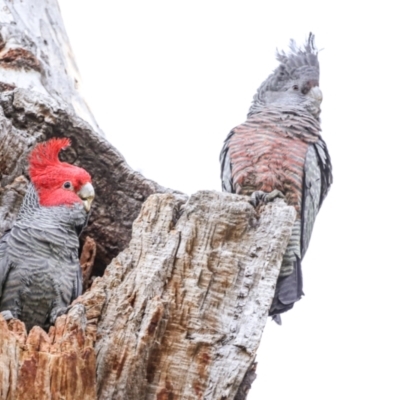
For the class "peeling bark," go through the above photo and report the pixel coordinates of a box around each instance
[0,304,96,400]
[0,1,297,399]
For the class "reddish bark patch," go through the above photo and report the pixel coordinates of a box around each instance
[7,318,27,345]
[81,347,96,387]
[147,306,163,336]
[0,48,42,72]
[80,236,97,291]
[113,351,127,380]
[1,306,97,400]
[156,380,174,400]
[146,345,161,384]
[194,350,211,397]
[18,357,38,387]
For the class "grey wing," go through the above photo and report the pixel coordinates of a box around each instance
[72,262,83,299]
[0,230,12,298]
[301,138,332,257]
[314,137,333,207]
[16,184,40,221]
[220,130,235,193]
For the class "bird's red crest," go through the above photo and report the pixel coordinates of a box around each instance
[29,138,71,178]
[28,138,92,208]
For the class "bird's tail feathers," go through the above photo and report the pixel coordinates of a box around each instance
[269,257,303,322]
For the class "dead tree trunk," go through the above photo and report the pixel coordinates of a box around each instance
[0,1,296,399]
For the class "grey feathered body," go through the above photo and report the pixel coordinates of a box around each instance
[0,184,85,331]
[220,34,332,321]
[220,105,331,316]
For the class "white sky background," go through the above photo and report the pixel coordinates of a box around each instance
[58,1,400,399]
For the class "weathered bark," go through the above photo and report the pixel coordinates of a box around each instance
[0,191,295,400]
[92,192,295,400]
[80,237,97,292]
[0,1,297,399]
[0,0,101,135]
[0,305,96,400]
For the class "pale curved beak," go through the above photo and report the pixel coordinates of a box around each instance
[78,182,95,212]
[308,86,323,104]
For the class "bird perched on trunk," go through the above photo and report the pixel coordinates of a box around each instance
[220,33,332,323]
[0,138,95,331]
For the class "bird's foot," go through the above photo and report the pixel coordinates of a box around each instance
[250,190,285,207]
[49,306,68,324]
[1,310,15,321]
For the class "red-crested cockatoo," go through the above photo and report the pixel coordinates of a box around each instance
[220,34,332,323]
[0,138,94,331]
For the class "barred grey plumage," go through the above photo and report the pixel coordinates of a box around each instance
[0,138,94,332]
[220,34,332,323]
[0,184,86,331]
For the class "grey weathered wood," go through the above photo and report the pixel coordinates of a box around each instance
[0,2,297,399]
[80,191,296,400]
[0,0,102,135]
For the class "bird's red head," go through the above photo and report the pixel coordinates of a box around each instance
[29,138,94,210]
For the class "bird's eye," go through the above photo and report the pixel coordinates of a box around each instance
[63,181,73,189]
[293,85,299,91]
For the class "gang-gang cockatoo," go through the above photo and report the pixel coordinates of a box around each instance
[220,34,332,323]
[0,138,95,331]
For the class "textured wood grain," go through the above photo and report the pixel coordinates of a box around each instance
[0,304,96,400]
[80,237,97,291]
[82,191,294,400]
[0,0,102,135]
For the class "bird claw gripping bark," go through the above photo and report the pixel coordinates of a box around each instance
[250,190,285,208]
